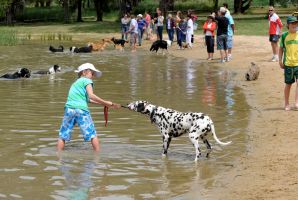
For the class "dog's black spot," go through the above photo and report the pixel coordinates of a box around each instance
[137,103,145,112]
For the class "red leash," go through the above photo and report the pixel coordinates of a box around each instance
[104,106,109,127]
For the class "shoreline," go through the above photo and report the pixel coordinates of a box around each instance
[169,35,298,199]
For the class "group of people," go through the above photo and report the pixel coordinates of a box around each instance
[120,8,199,52]
[202,3,234,62]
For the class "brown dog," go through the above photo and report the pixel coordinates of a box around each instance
[88,39,110,51]
[245,62,260,81]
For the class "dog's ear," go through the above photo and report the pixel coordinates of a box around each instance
[245,73,250,81]
[137,103,145,112]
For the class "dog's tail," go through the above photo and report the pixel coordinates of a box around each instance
[211,123,232,146]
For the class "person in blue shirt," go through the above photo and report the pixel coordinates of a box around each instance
[57,63,121,152]
[225,12,235,61]
[137,14,147,46]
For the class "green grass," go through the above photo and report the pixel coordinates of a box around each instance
[0,29,23,45]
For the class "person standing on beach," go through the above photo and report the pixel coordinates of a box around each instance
[268,6,283,62]
[156,10,164,40]
[57,63,121,152]
[121,14,130,40]
[203,15,217,60]
[186,14,194,48]
[225,10,235,61]
[126,14,138,52]
[213,7,229,63]
[278,16,298,111]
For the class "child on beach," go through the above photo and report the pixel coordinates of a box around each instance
[57,63,121,151]
[278,16,298,111]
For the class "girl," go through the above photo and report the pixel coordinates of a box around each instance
[203,15,217,60]
[57,63,121,151]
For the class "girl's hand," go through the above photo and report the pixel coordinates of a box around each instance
[110,103,121,109]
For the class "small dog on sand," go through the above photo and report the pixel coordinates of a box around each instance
[245,62,260,81]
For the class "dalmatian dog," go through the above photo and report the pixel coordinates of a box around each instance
[126,101,232,161]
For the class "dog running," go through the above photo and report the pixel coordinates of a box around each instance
[49,45,64,53]
[150,40,172,53]
[126,101,232,161]
[0,68,31,79]
[33,65,61,75]
[70,45,93,53]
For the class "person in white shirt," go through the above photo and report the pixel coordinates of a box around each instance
[186,14,193,48]
[126,15,138,52]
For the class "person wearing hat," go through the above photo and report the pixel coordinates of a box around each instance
[202,15,217,60]
[57,63,121,151]
[278,16,298,111]
[268,6,283,62]
[137,14,147,46]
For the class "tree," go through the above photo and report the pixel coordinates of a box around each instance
[0,0,25,24]
[234,0,252,14]
[213,0,218,11]
[77,0,83,22]
[269,0,275,6]
[62,0,70,23]
[94,0,103,21]
[159,0,174,16]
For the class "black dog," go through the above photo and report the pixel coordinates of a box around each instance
[70,45,92,53]
[33,65,61,75]
[49,45,64,53]
[111,37,128,47]
[0,68,31,79]
[150,40,171,53]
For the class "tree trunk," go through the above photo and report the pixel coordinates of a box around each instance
[77,0,83,22]
[213,0,218,11]
[5,7,14,25]
[269,0,275,6]
[234,0,241,14]
[94,0,103,21]
[159,0,174,16]
[241,0,252,13]
[63,0,70,23]
[46,0,52,7]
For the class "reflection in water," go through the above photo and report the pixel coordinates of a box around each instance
[53,153,98,200]
[0,44,249,199]
[185,59,196,97]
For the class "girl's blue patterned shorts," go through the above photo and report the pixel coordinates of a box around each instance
[59,107,96,141]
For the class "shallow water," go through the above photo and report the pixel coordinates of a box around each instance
[0,42,249,199]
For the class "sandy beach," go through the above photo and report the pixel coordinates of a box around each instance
[167,35,298,199]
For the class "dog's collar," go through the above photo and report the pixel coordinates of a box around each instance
[149,106,158,124]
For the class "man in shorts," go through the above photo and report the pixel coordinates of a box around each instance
[278,16,298,111]
[127,14,138,52]
[268,6,283,62]
[214,7,229,63]
[225,10,234,61]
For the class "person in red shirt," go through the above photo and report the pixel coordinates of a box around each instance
[203,15,217,60]
[268,6,283,62]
